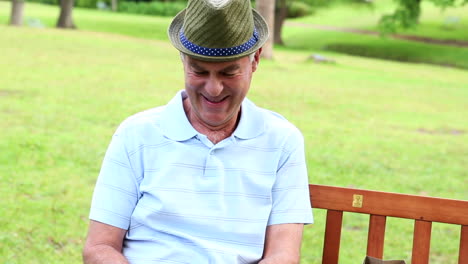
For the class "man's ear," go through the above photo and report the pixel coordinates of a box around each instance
[252,48,262,72]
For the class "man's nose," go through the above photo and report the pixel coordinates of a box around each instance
[205,76,223,97]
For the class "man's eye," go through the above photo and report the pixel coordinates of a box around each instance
[194,71,207,75]
[222,72,235,77]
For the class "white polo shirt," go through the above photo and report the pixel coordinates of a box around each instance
[89,90,313,264]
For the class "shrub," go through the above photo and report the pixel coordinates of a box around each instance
[300,0,373,8]
[26,0,186,11]
[27,0,106,8]
[75,0,100,8]
[300,0,329,8]
[27,0,58,5]
[118,1,186,17]
[287,1,313,18]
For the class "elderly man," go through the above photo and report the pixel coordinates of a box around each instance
[82,0,313,263]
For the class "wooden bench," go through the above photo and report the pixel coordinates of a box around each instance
[309,184,468,264]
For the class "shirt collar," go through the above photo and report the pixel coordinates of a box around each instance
[233,97,265,140]
[159,90,198,141]
[159,90,265,141]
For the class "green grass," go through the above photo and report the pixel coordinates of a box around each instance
[0,25,183,263]
[281,27,468,69]
[0,0,171,40]
[2,0,468,69]
[284,0,468,69]
[1,2,467,264]
[294,0,468,41]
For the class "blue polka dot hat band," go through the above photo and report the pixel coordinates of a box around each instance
[179,29,259,57]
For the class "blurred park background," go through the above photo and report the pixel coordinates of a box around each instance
[1,0,467,262]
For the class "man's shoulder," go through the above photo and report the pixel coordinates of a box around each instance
[242,100,304,148]
[255,104,301,135]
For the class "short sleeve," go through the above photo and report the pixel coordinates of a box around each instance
[89,132,140,230]
[267,130,313,226]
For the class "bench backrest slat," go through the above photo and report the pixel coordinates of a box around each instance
[411,220,432,264]
[367,215,386,259]
[460,225,468,264]
[309,184,468,225]
[309,184,468,264]
[322,210,343,264]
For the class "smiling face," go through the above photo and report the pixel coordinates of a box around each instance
[182,50,261,133]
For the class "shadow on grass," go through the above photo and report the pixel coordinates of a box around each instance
[324,43,467,69]
[282,28,468,70]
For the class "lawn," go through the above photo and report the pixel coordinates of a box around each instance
[281,27,468,69]
[293,0,468,41]
[1,2,467,264]
[283,0,468,69]
[2,0,468,69]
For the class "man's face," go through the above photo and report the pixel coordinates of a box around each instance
[182,51,260,130]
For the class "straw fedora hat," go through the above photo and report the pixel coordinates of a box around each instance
[168,0,269,61]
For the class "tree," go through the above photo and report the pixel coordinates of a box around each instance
[274,0,314,45]
[56,0,76,28]
[378,0,423,33]
[111,0,118,11]
[9,0,25,26]
[376,0,467,34]
[379,0,468,34]
[274,0,287,45]
[256,0,275,59]
[378,0,467,33]
[273,0,467,46]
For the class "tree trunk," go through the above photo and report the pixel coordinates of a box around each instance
[274,0,287,45]
[9,0,24,26]
[111,0,118,11]
[256,0,275,59]
[56,0,76,29]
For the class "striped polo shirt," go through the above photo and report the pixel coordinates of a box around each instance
[89,90,313,264]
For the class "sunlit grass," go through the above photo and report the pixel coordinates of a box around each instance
[1,0,468,262]
[2,1,467,69]
[0,0,171,40]
[283,0,468,68]
[281,27,468,68]
[293,0,468,41]
[1,24,467,263]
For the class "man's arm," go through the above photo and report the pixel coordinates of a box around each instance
[83,220,129,264]
[259,223,305,264]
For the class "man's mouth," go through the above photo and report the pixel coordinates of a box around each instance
[203,95,228,104]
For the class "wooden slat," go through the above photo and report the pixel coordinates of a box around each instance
[459,225,468,264]
[411,220,432,264]
[322,210,343,264]
[367,215,386,259]
[309,184,468,225]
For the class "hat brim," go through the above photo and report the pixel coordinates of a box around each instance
[168,9,269,62]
